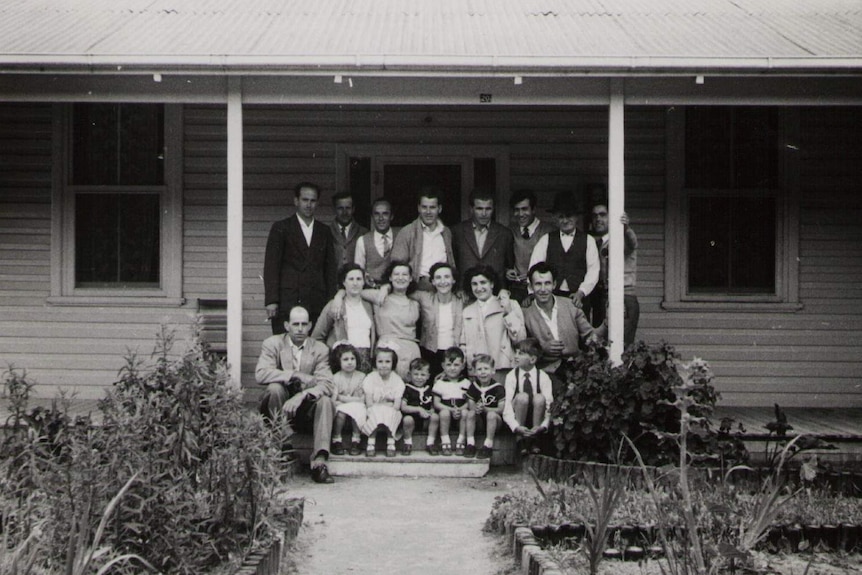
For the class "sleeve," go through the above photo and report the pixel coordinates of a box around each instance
[529,233,550,270]
[624,227,638,256]
[503,299,527,343]
[255,337,292,384]
[324,232,338,298]
[578,234,599,297]
[390,226,411,264]
[575,307,595,342]
[263,221,284,306]
[354,235,367,268]
[307,348,335,397]
[501,371,520,431]
[465,382,479,402]
[310,300,335,342]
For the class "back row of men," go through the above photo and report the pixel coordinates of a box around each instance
[263,183,639,346]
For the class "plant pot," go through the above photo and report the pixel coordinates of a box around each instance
[624,546,645,561]
[839,523,859,552]
[803,524,821,549]
[784,524,803,552]
[647,544,664,558]
[821,524,840,550]
[603,548,622,560]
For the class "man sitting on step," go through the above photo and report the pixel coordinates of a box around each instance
[256,306,336,484]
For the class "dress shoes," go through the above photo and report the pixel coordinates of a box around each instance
[310,463,334,484]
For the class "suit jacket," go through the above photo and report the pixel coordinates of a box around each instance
[329,220,369,270]
[450,220,514,280]
[255,335,334,398]
[263,215,337,318]
[523,296,594,370]
[460,297,526,371]
[390,218,456,280]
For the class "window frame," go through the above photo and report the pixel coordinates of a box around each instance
[663,106,801,311]
[50,103,184,306]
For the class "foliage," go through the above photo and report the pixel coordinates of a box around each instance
[0,329,290,574]
[551,341,748,467]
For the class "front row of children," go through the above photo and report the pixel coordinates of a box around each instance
[328,337,551,458]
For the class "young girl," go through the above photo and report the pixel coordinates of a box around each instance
[330,342,368,456]
[361,347,405,457]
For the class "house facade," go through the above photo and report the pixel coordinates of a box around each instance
[1,2,860,407]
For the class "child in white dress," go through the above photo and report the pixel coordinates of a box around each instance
[330,342,368,456]
[361,347,405,457]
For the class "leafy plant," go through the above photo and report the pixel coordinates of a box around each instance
[552,342,748,467]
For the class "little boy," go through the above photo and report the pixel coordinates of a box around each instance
[465,354,505,459]
[401,358,440,455]
[431,347,470,456]
[502,338,554,455]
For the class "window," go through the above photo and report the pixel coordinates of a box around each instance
[663,106,800,310]
[51,104,183,304]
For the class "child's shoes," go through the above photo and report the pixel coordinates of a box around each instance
[386,446,397,457]
[454,443,465,456]
[348,441,362,456]
[426,444,440,456]
[477,446,493,459]
[401,443,413,456]
[441,444,453,456]
[366,444,376,457]
[331,441,345,456]
[463,444,476,458]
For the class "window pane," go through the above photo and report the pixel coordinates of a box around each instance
[349,157,372,227]
[689,196,775,294]
[734,108,779,188]
[72,104,164,185]
[383,164,462,227]
[75,193,160,285]
[685,107,731,188]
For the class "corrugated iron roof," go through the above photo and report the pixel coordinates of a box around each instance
[0,0,859,74]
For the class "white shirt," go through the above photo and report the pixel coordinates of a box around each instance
[520,217,541,239]
[436,300,455,350]
[536,299,560,340]
[528,230,599,294]
[344,299,373,348]
[502,366,553,432]
[473,224,488,254]
[289,339,306,372]
[354,229,393,268]
[297,217,315,247]
[419,222,447,278]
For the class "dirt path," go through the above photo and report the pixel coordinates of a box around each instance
[282,471,522,575]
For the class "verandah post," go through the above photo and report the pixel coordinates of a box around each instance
[227,76,244,388]
[607,78,625,366]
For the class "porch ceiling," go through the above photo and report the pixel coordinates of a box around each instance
[0,0,860,76]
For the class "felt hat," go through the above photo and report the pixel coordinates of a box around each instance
[550,190,584,216]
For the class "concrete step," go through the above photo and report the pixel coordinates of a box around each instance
[328,451,490,478]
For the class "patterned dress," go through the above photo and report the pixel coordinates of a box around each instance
[361,371,406,436]
[374,293,421,379]
[333,370,367,427]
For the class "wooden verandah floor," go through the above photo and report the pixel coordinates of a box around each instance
[3,400,861,462]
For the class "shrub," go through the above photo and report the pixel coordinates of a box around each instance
[1,329,290,574]
[551,341,747,466]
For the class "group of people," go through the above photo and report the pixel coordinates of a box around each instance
[258,181,639,483]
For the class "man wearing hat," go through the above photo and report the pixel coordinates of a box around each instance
[528,190,599,309]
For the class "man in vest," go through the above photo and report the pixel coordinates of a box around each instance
[328,191,368,270]
[528,190,599,309]
[354,198,395,287]
[505,188,557,304]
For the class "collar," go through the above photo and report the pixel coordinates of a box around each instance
[523,218,541,235]
[375,229,392,240]
[472,222,489,232]
[288,338,307,353]
[338,221,352,233]
[421,220,442,234]
[560,229,577,238]
[298,217,315,230]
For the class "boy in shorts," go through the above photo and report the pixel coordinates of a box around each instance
[465,354,505,459]
[502,338,554,455]
[432,347,470,456]
[401,358,440,455]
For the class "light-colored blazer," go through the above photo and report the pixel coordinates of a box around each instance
[255,334,333,397]
[410,291,464,352]
[460,296,526,371]
[523,296,594,369]
[311,297,376,350]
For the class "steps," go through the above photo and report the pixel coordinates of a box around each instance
[289,432,518,477]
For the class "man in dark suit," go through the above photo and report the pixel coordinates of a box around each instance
[328,191,368,271]
[450,188,514,282]
[264,182,337,334]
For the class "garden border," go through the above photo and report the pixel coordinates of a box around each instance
[232,498,305,575]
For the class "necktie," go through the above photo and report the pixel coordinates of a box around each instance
[382,234,391,257]
[522,226,530,240]
[523,371,533,399]
[341,224,349,239]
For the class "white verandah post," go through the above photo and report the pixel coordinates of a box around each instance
[226,77,244,388]
[607,79,625,366]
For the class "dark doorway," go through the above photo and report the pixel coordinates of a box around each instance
[382,164,462,228]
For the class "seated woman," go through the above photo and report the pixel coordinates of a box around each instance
[312,263,376,371]
[460,264,526,380]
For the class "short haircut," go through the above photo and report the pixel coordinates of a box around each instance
[383,260,416,294]
[471,353,496,370]
[329,342,358,373]
[463,264,500,299]
[374,346,398,371]
[417,185,443,205]
[409,357,431,372]
[528,261,558,284]
[332,191,354,206]
[513,338,543,359]
[429,261,455,282]
[338,262,365,286]
[372,198,392,211]
[509,188,538,210]
[442,346,465,364]
[468,187,495,207]
[294,181,321,199]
